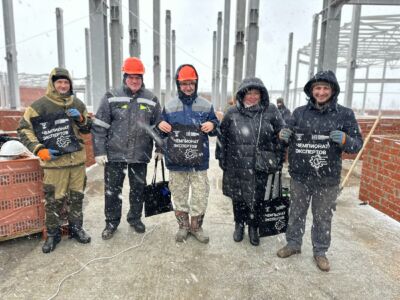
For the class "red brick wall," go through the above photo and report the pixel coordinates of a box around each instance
[20,87,46,107]
[0,109,95,167]
[359,135,400,221]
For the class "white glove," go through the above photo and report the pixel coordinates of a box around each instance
[95,155,108,166]
[154,152,163,161]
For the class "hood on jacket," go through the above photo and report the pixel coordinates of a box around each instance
[46,67,74,103]
[303,70,340,104]
[175,64,199,104]
[235,77,269,110]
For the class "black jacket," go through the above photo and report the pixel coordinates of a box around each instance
[216,77,285,209]
[287,70,363,185]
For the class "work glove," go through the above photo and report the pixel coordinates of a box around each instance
[66,108,83,122]
[279,128,293,143]
[154,152,164,161]
[95,155,108,166]
[330,130,346,145]
[37,148,60,161]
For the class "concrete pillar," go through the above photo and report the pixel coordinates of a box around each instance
[110,0,123,89]
[172,30,176,97]
[153,0,161,102]
[317,0,328,71]
[212,31,217,107]
[309,13,319,79]
[378,59,387,112]
[361,66,369,115]
[215,12,222,110]
[56,8,65,68]
[2,0,20,109]
[89,0,109,112]
[344,5,361,108]
[292,50,300,110]
[221,0,231,111]
[245,0,259,78]
[129,0,140,57]
[232,0,246,97]
[322,0,342,72]
[85,28,92,107]
[283,32,293,104]
[165,10,171,103]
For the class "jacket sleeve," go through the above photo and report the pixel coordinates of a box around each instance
[75,99,93,134]
[150,97,164,153]
[91,93,112,156]
[207,105,220,137]
[269,104,286,167]
[342,110,363,154]
[215,111,230,170]
[17,107,45,155]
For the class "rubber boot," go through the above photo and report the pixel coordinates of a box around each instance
[233,222,245,242]
[175,211,190,242]
[190,214,209,244]
[42,228,61,253]
[248,225,260,246]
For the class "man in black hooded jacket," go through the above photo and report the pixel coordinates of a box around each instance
[276,70,363,272]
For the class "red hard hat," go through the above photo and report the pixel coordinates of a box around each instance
[177,65,197,81]
[121,57,145,74]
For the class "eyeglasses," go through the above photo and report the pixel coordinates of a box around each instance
[126,75,142,81]
[180,82,196,87]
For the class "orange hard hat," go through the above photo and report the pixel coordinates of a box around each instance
[121,57,145,74]
[177,65,197,81]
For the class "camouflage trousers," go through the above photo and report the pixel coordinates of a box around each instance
[43,165,86,230]
[169,170,209,216]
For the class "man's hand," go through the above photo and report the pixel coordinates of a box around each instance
[279,128,293,143]
[95,155,108,166]
[330,130,346,145]
[37,148,60,161]
[201,121,215,133]
[158,121,172,133]
[67,108,83,122]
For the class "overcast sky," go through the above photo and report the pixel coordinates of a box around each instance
[0,1,398,108]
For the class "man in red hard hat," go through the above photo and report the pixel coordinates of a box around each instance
[92,57,162,240]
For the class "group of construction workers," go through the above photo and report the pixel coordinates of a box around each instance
[17,56,363,272]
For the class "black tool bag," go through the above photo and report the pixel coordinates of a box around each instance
[166,124,204,167]
[30,111,82,154]
[259,172,290,237]
[144,158,174,217]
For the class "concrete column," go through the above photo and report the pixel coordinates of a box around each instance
[165,10,171,103]
[129,0,140,57]
[361,66,369,115]
[245,0,259,78]
[378,59,387,112]
[2,0,20,109]
[232,0,246,97]
[110,0,123,89]
[85,28,92,107]
[317,0,328,71]
[309,13,319,79]
[215,12,222,110]
[292,50,300,110]
[221,0,231,111]
[283,32,293,104]
[212,31,217,107]
[89,0,109,112]
[153,0,161,102]
[172,30,176,97]
[344,5,361,108]
[56,8,65,68]
[322,0,342,72]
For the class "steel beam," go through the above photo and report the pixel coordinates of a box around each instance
[378,59,387,112]
[85,28,92,106]
[129,0,140,57]
[56,8,65,68]
[172,30,176,97]
[292,50,300,110]
[309,14,319,79]
[361,66,369,115]
[283,32,293,105]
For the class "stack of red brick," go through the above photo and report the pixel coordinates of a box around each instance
[359,135,400,222]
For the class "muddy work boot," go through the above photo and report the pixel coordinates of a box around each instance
[190,214,209,244]
[314,255,330,272]
[277,245,301,258]
[175,211,190,242]
[130,219,146,233]
[102,223,117,240]
[69,224,91,244]
[42,228,61,253]
[248,225,259,246]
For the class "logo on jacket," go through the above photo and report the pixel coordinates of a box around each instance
[173,131,180,138]
[309,154,328,169]
[56,135,71,148]
[295,133,304,141]
[186,131,200,137]
[40,122,48,130]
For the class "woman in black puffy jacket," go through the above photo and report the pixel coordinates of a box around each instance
[216,77,285,246]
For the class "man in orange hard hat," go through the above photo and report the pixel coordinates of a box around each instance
[92,57,162,240]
